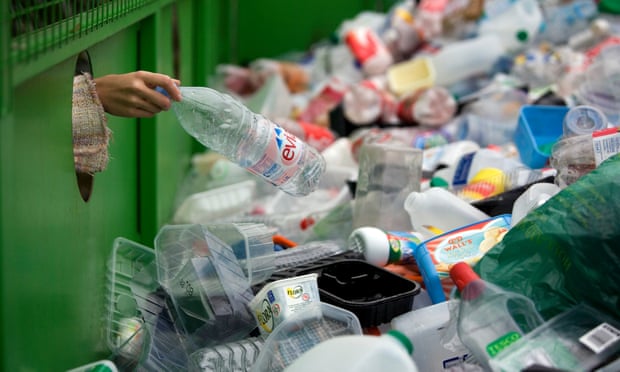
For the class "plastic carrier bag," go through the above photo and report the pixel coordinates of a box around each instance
[475,154,620,320]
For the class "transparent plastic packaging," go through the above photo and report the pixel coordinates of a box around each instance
[158,86,326,197]
[449,262,545,370]
[251,303,363,372]
[188,337,265,372]
[283,330,418,372]
[490,304,620,372]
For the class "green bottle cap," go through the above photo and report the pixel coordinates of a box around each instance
[516,30,529,43]
[387,330,414,355]
[430,176,449,188]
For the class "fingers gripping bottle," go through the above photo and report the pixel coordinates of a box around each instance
[158,86,326,196]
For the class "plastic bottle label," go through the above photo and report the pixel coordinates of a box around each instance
[592,127,620,166]
[486,331,521,357]
[452,151,476,186]
[385,231,423,264]
[246,119,305,186]
[345,28,383,64]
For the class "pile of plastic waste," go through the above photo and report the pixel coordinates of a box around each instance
[94,1,620,371]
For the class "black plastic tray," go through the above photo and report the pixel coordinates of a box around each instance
[254,252,420,328]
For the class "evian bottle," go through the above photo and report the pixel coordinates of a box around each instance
[157,86,326,196]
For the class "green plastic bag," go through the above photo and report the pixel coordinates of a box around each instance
[475,154,620,320]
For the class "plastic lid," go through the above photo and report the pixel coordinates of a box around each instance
[348,227,390,266]
[386,330,414,355]
[516,29,529,42]
[429,177,449,188]
[449,262,480,292]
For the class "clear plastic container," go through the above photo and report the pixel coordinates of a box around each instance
[491,304,620,372]
[105,238,190,371]
[105,238,158,361]
[450,262,545,370]
[282,330,418,372]
[188,336,265,372]
[153,224,257,347]
[173,180,258,225]
[353,143,423,232]
[250,302,363,372]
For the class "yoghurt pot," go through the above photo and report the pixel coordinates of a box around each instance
[249,273,321,335]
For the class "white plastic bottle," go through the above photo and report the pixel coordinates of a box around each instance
[404,187,490,238]
[283,331,419,372]
[477,0,544,53]
[429,34,506,87]
[348,226,425,266]
[158,86,327,196]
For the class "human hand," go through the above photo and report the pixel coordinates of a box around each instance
[94,71,182,118]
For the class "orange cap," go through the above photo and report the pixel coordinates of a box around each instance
[449,262,480,292]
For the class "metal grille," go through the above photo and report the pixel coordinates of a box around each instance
[10,0,157,63]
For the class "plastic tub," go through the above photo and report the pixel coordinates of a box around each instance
[154,224,257,347]
[514,105,569,169]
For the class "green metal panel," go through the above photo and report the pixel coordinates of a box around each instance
[228,0,392,64]
[138,4,195,242]
[1,29,142,370]
[1,1,195,370]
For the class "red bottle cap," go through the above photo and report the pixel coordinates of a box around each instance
[450,262,480,292]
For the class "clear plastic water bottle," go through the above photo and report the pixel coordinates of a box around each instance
[158,86,327,196]
[342,76,399,125]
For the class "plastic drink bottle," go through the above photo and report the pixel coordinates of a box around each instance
[449,262,545,370]
[157,86,326,197]
[404,187,490,238]
[429,34,505,88]
[396,86,457,127]
[348,226,424,266]
[476,0,543,53]
[274,117,336,152]
[283,331,419,372]
[342,76,399,125]
[344,26,394,76]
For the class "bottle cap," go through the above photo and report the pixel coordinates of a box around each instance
[429,176,449,188]
[386,330,414,355]
[449,261,480,292]
[155,86,170,98]
[348,227,390,266]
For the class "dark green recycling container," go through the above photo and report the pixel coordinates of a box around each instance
[0,0,388,370]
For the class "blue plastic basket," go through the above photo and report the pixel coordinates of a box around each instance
[514,105,569,169]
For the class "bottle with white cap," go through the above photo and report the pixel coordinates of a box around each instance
[348,226,425,266]
[283,331,419,372]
